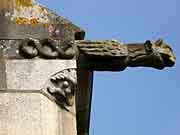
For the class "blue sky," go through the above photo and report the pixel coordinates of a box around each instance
[38,0,180,135]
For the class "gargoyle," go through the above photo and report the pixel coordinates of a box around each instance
[76,38,176,71]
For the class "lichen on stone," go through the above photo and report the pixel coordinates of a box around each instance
[6,0,51,26]
[16,0,33,8]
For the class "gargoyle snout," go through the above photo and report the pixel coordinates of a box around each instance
[154,38,176,67]
[161,53,176,67]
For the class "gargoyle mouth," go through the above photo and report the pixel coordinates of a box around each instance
[152,38,176,68]
[161,53,176,67]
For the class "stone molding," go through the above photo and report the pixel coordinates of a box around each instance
[0,39,76,59]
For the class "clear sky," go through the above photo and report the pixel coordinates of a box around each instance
[38,0,180,135]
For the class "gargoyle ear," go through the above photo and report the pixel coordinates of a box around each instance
[145,40,152,45]
[155,38,163,46]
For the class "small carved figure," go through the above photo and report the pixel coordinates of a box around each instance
[19,38,39,58]
[44,68,77,107]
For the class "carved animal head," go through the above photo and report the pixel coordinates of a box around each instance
[151,39,176,67]
[128,39,176,69]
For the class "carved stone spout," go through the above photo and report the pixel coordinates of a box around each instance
[76,39,176,71]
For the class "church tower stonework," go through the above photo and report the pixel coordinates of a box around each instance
[0,1,176,135]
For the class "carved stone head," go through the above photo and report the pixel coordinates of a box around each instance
[152,39,176,67]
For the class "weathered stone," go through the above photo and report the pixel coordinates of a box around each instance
[0,93,58,135]
[0,0,85,40]
[3,60,76,90]
[0,60,77,135]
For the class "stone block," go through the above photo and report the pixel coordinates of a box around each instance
[0,60,77,135]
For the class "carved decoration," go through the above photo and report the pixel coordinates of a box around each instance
[43,68,77,107]
[19,38,76,59]
[76,40,128,58]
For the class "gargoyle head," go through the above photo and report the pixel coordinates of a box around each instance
[128,39,176,70]
[151,39,176,67]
